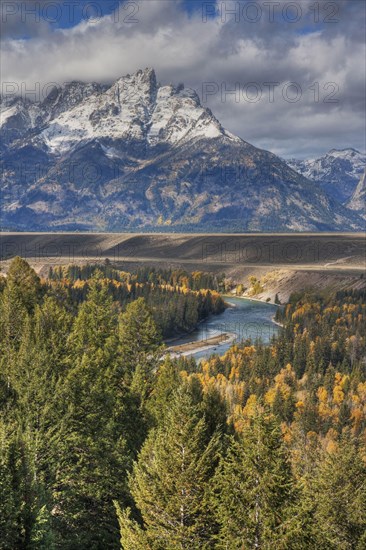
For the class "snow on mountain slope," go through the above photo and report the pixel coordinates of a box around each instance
[0,82,104,151]
[287,149,366,204]
[38,69,234,155]
[147,85,225,145]
[0,97,42,148]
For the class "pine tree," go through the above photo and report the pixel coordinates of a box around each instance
[146,358,182,425]
[0,421,18,549]
[0,280,29,353]
[48,348,132,548]
[212,406,300,549]
[308,433,366,549]
[116,386,221,549]
[118,298,163,383]
[6,256,42,314]
[200,384,229,438]
[69,276,118,357]
[117,298,165,438]
[0,423,52,549]
[45,279,133,548]
[29,503,55,549]
[33,296,73,375]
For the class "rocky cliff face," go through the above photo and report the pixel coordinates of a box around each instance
[1,68,364,232]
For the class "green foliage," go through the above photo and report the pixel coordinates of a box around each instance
[7,256,42,313]
[146,358,182,425]
[47,265,225,338]
[1,257,365,549]
[119,298,163,376]
[305,434,366,549]
[212,408,298,549]
[0,422,18,549]
[117,386,221,549]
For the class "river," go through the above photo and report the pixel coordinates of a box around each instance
[171,297,280,361]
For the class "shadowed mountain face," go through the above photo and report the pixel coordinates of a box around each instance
[347,169,366,219]
[1,68,364,232]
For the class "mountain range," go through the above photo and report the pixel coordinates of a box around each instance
[287,149,365,205]
[0,68,364,232]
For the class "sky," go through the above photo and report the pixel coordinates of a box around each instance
[1,0,365,158]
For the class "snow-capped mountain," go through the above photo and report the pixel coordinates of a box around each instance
[37,69,233,155]
[287,149,366,204]
[347,169,366,219]
[0,81,106,152]
[1,68,364,232]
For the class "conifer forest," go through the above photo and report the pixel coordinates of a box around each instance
[0,257,365,549]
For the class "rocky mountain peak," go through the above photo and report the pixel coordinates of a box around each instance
[26,67,229,154]
[1,68,365,232]
[41,81,105,120]
[113,67,157,104]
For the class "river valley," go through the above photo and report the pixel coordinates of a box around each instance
[168,297,280,361]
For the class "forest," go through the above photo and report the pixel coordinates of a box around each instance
[0,257,365,549]
[47,263,225,338]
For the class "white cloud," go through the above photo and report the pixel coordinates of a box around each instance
[1,0,365,157]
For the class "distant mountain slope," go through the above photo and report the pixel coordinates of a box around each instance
[347,169,366,219]
[287,149,366,204]
[0,68,364,232]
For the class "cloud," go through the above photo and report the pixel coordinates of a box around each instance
[1,0,365,157]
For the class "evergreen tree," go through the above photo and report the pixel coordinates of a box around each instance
[118,298,163,383]
[0,423,51,550]
[0,281,29,353]
[308,434,366,549]
[212,407,300,549]
[0,421,18,549]
[116,386,220,549]
[146,358,182,426]
[200,384,229,438]
[46,280,132,548]
[6,256,42,314]
[69,276,118,357]
[118,298,164,432]
[29,503,55,550]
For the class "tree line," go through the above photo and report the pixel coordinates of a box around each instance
[48,263,225,338]
[49,264,225,292]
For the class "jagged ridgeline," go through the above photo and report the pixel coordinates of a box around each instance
[287,148,366,204]
[0,258,366,549]
[1,68,364,231]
